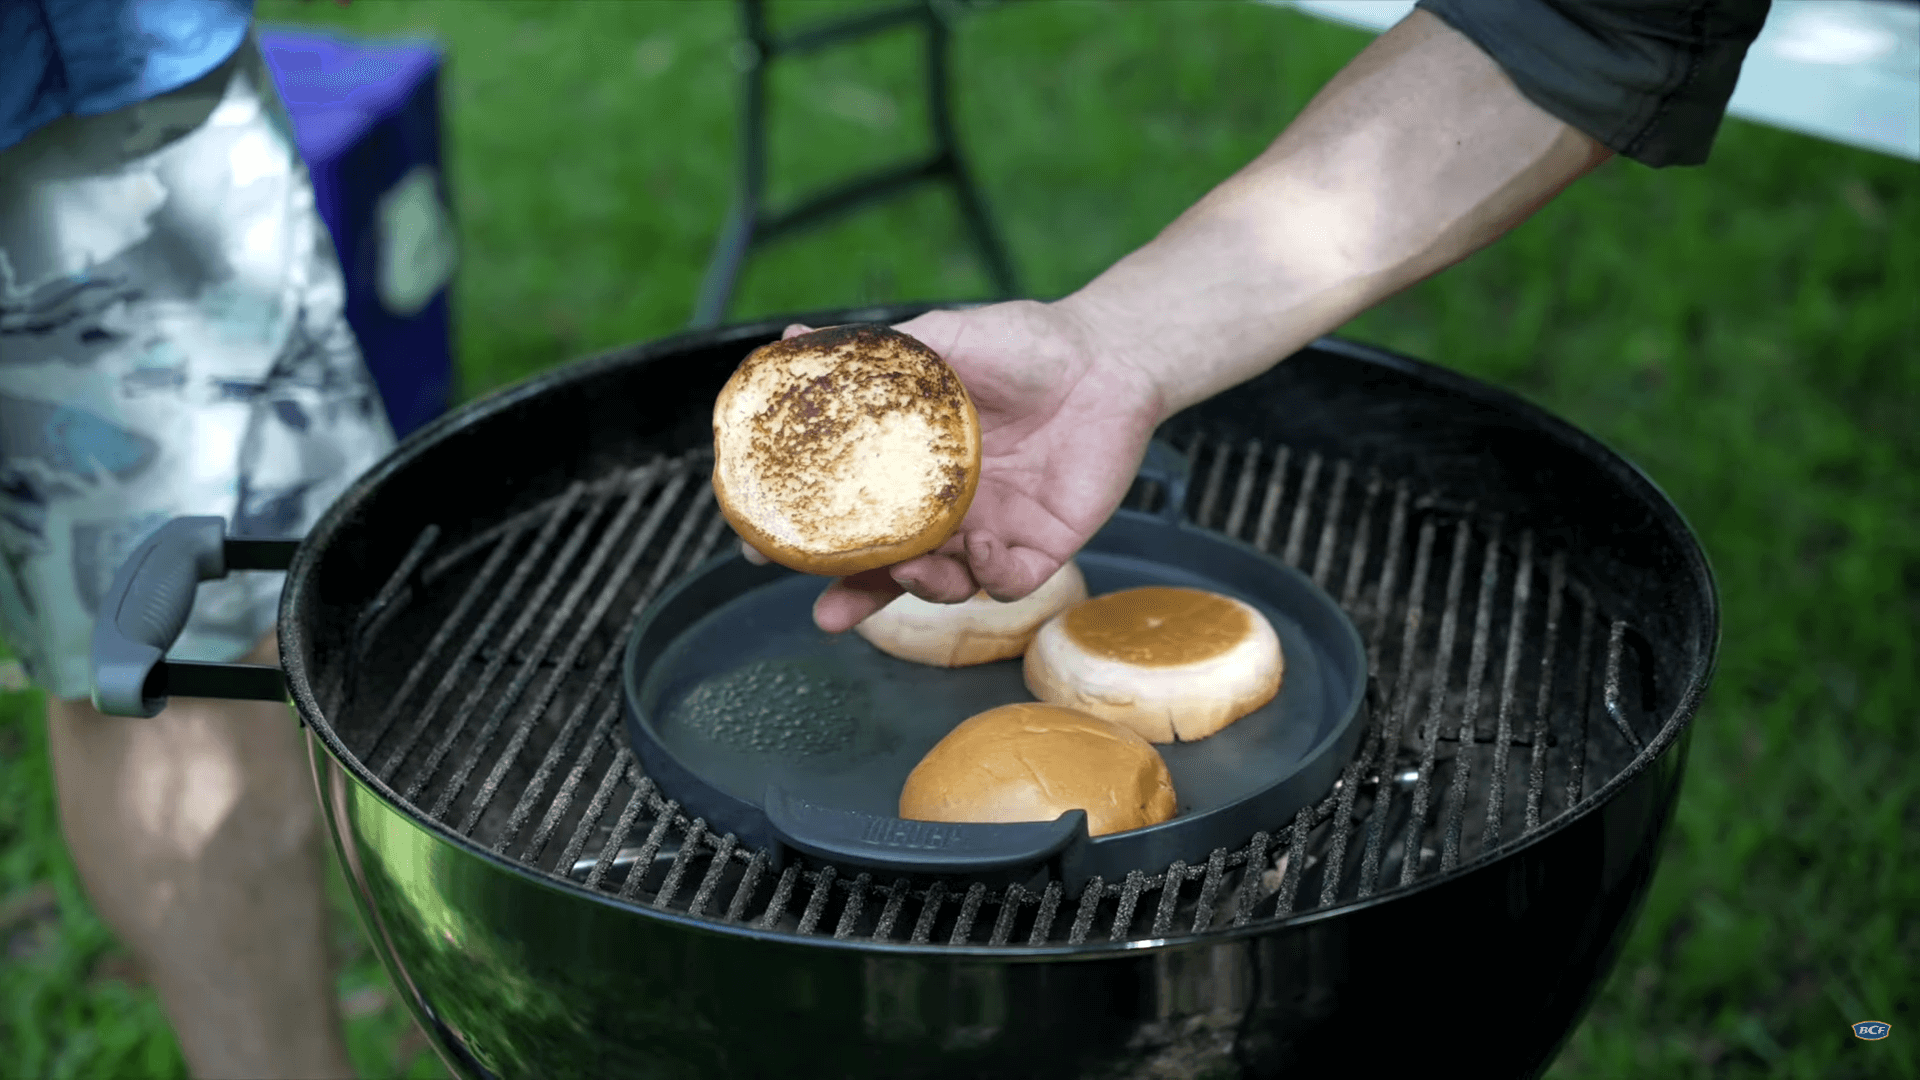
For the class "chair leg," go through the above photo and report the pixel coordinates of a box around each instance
[926,5,1019,299]
[691,0,770,330]
[691,0,1019,329]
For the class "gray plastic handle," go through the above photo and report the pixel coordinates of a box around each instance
[763,785,1087,877]
[90,516,296,717]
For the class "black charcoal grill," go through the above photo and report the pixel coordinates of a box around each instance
[91,303,1716,1079]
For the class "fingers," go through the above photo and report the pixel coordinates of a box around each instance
[782,323,816,340]
[962,530,1061,602]
[809,551,976,634]
[739,540,770,566]
[813,568,906,634]
[889,551,976,604]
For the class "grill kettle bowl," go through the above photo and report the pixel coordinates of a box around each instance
[315,741,1686,1078]
[96,304,1716,1079]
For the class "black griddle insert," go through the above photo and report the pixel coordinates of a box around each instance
[624,509,1368,892]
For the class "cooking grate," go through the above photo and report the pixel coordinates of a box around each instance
[324,433,1657,947]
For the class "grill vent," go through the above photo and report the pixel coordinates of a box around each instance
[326,436,1653,947]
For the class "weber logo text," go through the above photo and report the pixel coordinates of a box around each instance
[863,819,962,850]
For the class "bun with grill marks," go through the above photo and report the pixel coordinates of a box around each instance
[713,324,982,577]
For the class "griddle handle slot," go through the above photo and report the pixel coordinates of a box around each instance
[763,785,1087,876]
[1136,439,1192,525]
[90,516,293,717]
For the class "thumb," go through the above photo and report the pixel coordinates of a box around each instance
[782,323,816,340]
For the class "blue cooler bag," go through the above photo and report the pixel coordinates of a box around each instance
[260,28,456,439]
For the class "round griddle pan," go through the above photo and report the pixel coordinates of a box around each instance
[623,450,1369,892]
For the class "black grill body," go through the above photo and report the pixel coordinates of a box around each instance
[287,305,1716,1079]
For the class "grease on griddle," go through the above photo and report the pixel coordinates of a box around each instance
[667,658,866,755]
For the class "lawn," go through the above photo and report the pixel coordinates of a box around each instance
[1,1,1914,1077]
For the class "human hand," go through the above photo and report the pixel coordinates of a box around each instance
[736,300,1166,634]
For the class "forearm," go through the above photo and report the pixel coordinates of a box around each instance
[1057,9,1611,421]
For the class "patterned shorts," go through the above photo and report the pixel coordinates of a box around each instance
[0,35,396,700]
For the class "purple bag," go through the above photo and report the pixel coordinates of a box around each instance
[260,27,455,439]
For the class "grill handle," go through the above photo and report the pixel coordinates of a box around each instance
[90,516,298,718]
[763,785,1087,878]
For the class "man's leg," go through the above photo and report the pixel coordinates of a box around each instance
[44,629,355,1080]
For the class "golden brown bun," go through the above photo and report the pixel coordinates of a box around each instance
[712,324,982,577]
[1024,586,1283,743]
[855,560,1088,667]
[898,703,1177,837]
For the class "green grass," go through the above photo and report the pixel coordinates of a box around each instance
[2,1,1915,1076]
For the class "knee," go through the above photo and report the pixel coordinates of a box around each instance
[45,692,321,934]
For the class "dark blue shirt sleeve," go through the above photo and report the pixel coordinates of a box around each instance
[1,0,254,152]
[1414,0,1772,167]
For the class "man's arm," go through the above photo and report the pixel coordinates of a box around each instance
[1056,8,1613,423]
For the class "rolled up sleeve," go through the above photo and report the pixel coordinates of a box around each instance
[1414,0,1771,166]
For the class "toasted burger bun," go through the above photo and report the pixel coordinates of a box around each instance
[713,324,982,577]
[856,560,1088,667]
[1024,586,1282,743]
[898,703,1177,837]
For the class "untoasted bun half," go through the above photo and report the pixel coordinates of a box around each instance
[898,703,1177,837]
[856,560,1088,667]
[713,324,982,577]
[1024,587,1282,743]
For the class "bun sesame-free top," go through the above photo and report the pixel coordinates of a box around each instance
[713,324,982,577]
[898,703,1178,837]
[1025,586,1283,743]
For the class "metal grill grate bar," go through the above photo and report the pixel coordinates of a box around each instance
[1109,870,1148,941]
[910,882,947,944]
[1028,882,1063,945]
[1223,439,1261,538]
[1484,532,1535,847]
[755,865,802,931]
[989,886,1023,946]
[494,491,731,851]
[542,479,725,874]
[726,853,771,923]
[334,525,442,715]
[1281,453,1323,567]
[951,883,988,946]
[1359,520,1437,898]
[438,468,670,822]
[797,867,835,935]
[1603,622,1644,752]
[1230,831,1270,926]
[581,763,651,891]
[1565,609,1598,810]
[1310,460,1351,588]
[1436,521,1501,875]
[404,485,616,803]
[836,873,873,939]
[1525,553,1569,832]
[363,513,525,763]
[1339,474,1381,610]
[654,818,707,910]
[1152,861,1187,937]
[1406,518,1475,885]
[1190,847,1228,933]
[377,483,587,784]
[1253,446,1290,551]
[688,833,739,918]
[451,467,674,827]
[1195,433,1232,526]
[873,879,909,941]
